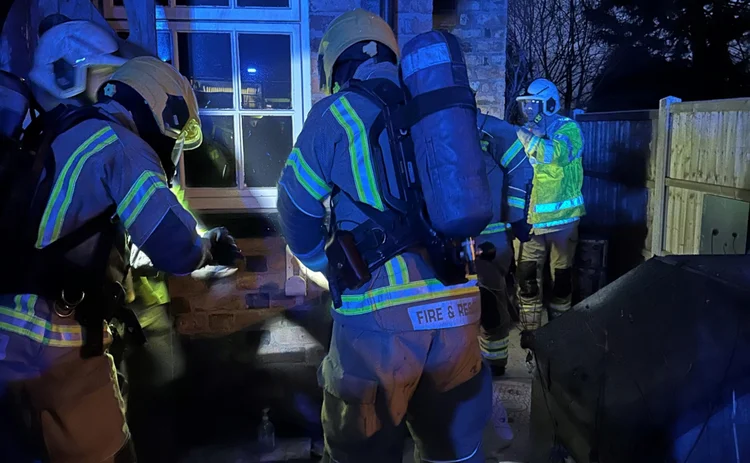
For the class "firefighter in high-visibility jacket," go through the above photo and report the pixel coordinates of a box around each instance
[277,9,491,463]
[513,78,585,330]
[476,112,534,372]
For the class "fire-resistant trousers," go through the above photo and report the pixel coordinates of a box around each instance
[122,303,186,463]
[318,320,492,463]
[514,223,579,330]
[476,232,514,371]
[0,325,134,463]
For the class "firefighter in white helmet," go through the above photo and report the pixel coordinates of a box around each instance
[278,9,490,463]
[513,78,585,330]
[29,18,128,111]
[0,56,240,462]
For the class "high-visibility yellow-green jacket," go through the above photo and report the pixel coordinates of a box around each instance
[131,182,207,309]
[518,116,585,229]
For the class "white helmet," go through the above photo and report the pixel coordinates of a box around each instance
[29,20,127,100]
[516,78,560,117]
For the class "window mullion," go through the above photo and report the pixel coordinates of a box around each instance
[230,30,245,190]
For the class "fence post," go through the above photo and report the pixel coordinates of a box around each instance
[573,109,584,120]
[650,96,681,257]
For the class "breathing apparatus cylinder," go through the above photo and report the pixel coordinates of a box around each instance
[400,31,492,239]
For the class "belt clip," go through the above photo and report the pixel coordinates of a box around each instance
[55,289,85,318]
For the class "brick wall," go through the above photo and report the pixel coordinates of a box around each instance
[435,0,508,117]
[171,232,329,366]
[309,0,433,105]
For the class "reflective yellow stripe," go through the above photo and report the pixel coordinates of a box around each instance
[285,147,331,200]
[36,127,118,248]
[481,222,510,235]
[330,96,384,210]
[0,299,111,347]
[384,255,410,286]
[479,337,510,350]
[171,184,208,235]
[336,278,479,316]
[500,140,523,168]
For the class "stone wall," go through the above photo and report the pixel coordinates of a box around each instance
[435,0,508,117]
[309,0,433,105]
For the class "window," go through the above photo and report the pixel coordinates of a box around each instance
[104,0,299,22]
[108,0,311,211]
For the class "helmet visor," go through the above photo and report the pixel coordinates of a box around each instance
[518,99,543,124]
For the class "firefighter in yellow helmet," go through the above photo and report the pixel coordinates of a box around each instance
[278,10,491,463]
[29,18,237,460]
[513,78,585,330]
[0,56,240,462]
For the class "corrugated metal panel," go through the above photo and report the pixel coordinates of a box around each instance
[576,111,657,278]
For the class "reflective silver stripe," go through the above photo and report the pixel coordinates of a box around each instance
[535,195,584,213]
[534,217,580,229]
[401,42,451,79]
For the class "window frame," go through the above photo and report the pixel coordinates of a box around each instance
[103,0,300,23]
[108,4,312,212]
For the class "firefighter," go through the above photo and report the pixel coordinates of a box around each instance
[277,9,491,463]
[476,112,534,374]
[0,56,240,463]
[29,19,240,462]
[514,78,585,330]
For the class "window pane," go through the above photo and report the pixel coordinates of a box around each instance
[242,116,292,187]
[237,0,290,6]
[175,0,229,5]
[177,32,233,109]
[184,115,237,188]
[157,32,172,64]
[238,34,291,110]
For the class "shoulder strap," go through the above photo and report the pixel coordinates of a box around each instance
[391,86,477,131]
[343,79,415,214]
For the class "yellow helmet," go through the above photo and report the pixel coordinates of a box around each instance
[318,9,400,95]
[100,56,202,150]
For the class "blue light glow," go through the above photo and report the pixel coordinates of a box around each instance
[247,67,257,73]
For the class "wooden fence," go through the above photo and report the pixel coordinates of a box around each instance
[575,97,750,279]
